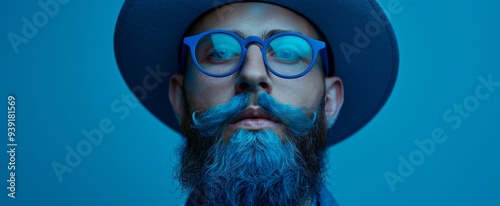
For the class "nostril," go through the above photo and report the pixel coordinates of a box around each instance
[259,82,269,90]
[238,82,250,91]
[236,81,270,92]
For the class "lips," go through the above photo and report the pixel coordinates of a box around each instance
[228,107,281,130]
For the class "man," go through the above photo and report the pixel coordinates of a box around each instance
[114,0,399,205]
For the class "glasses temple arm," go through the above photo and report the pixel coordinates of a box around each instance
[321,48,332,76]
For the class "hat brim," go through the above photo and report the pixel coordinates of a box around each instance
[114,0,399,147]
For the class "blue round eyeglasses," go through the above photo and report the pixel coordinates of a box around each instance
[182,30,331,79]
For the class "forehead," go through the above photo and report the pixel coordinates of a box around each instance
[190,2,319,38]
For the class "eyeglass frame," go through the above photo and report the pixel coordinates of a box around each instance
[181,30,331,79]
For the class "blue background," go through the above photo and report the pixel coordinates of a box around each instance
[1,0,499,205]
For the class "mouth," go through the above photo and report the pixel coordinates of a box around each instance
[228,106,281,130]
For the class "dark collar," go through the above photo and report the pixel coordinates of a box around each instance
[184,185,339,206]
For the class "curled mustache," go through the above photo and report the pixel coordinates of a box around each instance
[191,92,317,137]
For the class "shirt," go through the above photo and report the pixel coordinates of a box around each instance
[184,185,339,206]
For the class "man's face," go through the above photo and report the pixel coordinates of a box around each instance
[168,2,343,205]
[171,2,343,137]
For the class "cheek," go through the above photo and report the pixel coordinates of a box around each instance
[272,71,324,109]
[184,70,236,110]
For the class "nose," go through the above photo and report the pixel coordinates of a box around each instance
[235,45,273,94]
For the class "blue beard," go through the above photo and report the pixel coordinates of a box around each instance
[179,92,327,206]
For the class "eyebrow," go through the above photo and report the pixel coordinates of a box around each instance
[228,29,304,39]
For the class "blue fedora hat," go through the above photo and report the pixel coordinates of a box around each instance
[114,0,399,147]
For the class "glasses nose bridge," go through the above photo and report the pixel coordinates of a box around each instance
[240,36,268,72]
[243,36,266,50]
[242,36,267,67]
